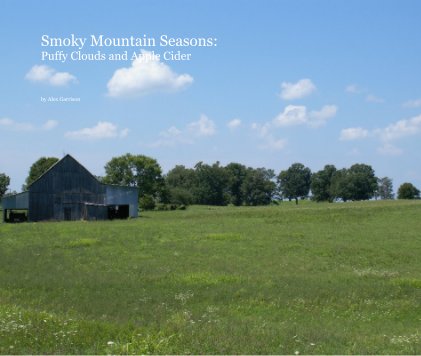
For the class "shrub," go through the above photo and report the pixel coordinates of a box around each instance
[169,187,194,206]
[397,182,420,199]
[139,195,156,210]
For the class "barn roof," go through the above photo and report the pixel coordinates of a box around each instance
[27,154,101,189]
[4,154,138,200]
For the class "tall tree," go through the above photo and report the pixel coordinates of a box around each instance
[330,164,378,201]
[242,167,276,206]
[377,177,394,200]
[165,165,196,206]
[397,182,420,199]
[24,157,59,189]
[193,161,229,205]
[310,164,337,202]
[165,165,196,191]
[225,162,248,206]
[278,163,312,204]
[0,173,10,198]
[103,154,165,209]
[347,164,378,200]
[330,168,352,202]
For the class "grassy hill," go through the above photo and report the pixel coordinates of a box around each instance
[1,200,421,354]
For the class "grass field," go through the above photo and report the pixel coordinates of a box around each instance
[1,200,421,354]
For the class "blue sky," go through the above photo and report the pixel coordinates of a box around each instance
[1,0,421,193]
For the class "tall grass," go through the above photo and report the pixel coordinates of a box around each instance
[1,200,421,354]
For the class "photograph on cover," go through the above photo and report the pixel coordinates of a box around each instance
[1,0,421,354]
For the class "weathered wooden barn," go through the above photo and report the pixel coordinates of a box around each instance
[2,154,138,222]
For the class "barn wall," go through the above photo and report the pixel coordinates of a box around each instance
[105,185,139,218]
[84,204,108,220]
[28,155,105,221]
[2,192,29,209]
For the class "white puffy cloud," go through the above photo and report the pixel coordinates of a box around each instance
[403,98,421,108]
[279,79,316,100]
[25,65,77,86]
[340,127,369,141]
[366,94,384,103]
[42,120,58,130]
[162,126,183,138]
[339,114,421,156]
[251,103,336,150]
[251,122,268,137]
[0,118,58,132]
[259,133,288,151]
[251,122,287,151]
[0,117,33,131]
[119,128,130,138]
[274,104,337,128]
[65,121,129,140]
[377,143,403,156]
[227,118,241,129]
[375,114,421,141]
[187,114,216,137]
[308,105,338,127]
[151,126,193,147]
[26,65,54,82]
[107,50,193,97]
[274,105,307,126]
[345,84,363,94]
[345,84,385,104]
[150,114,216,147]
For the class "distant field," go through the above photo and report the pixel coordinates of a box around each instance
[1,200,421,354]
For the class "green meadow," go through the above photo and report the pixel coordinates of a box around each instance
[1,200,421,354]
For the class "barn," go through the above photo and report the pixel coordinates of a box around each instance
[2,154,138,222]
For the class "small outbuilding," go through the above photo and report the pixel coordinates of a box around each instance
[2,154,138,222]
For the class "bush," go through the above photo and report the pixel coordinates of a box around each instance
[168,187,194,206]
[139,195,156,210]
[397,182,420,199]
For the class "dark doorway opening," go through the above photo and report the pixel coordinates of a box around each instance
[4,209,28,223]
[108,205,130,219]
[64,207,72,221]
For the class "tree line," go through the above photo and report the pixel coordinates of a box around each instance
[1,154,420,208]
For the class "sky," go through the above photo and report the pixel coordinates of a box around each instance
[1,0,421,193]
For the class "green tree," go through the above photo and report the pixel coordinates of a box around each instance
[330,168,352,202]
[347,164,378,200]
[0,173,10,198]
[397,182,420,199]
[103,154,165,209]
[24,157,59,189]
[330,164,378,201]
[278,163,312,204]
[165,165,196,191]
[310,164,337,202]
[193,161,229,205]
[225,162,248,206]
[377,177,394,200]
[167,187,194,206]
[242,167,276,206]
[165,165,196,206]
